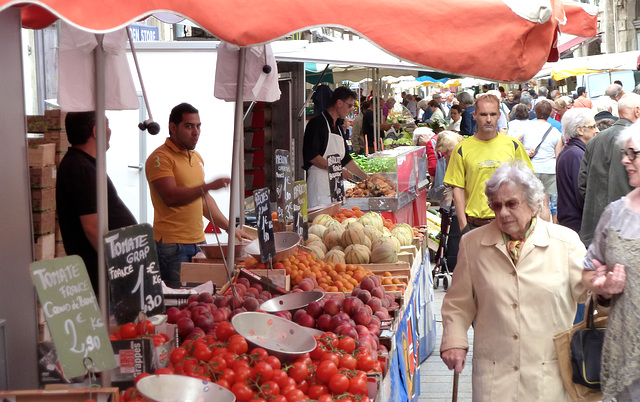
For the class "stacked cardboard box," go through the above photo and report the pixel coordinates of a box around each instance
[27,111,68,259]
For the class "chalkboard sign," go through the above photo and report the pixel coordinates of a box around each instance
[292,180,308,241]
[104,223,164,325]
[31,256,116,378]
[327,153,344,203]
[254,187,276,263]
[275,149,293,224]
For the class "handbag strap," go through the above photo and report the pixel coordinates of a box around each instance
[585,295,596,329]
[532,126,553,156]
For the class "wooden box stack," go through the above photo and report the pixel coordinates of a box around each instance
[27,110,67,260]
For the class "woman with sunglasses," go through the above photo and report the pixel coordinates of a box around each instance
[581,123,640,401]
[441,160,588,401]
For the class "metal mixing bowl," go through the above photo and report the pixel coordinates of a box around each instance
[244,232,301,262]
[136,374,236,402]
[231,312,317,362]
[260,290,324,313]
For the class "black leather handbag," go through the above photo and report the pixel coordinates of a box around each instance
[570,298,606,390]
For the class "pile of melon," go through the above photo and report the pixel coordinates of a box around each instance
[304,211,415,265]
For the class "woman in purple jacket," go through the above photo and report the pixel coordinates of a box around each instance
[556,108,599,233]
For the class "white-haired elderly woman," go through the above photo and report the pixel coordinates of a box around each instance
[556,108,598,233]
[441,160,589,401]
[581,121,640,401]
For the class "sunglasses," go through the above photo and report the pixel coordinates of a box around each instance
[488,199,523,211]
[621,148,640,161]
[582,124,597,129]
[344,101,355,109]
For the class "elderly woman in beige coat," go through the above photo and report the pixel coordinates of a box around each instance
[440,160,589,401]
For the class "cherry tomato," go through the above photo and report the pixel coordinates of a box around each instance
[318,395,334,402]
[235,366,253,383]
[152,334,166,347]
[357,354,376,371]
[348,372,368,395]
[310,343,326,360]
[136,320,154,336]
[220,368,236,384]
[216,378,231,389]
[123,387,145,402]
[260,380,280,398]
[193,345,213,362]
[339,354,358,370]
[252,361,274,381]
[250,347,269,362]
[315,360,338,384]
[307,384,329,400]
[265,355,281,370]
[229,337,249,355]
[119,323,138,339]
[134,372,150,385]
[321,352,340,367]
[208,355,227,373]
[271,396,287,402]
[338,337,356,353]
[231,382,254,401]
[272,369,290,388]
[296,379,309,394]
[155,367,174,375]
[169,347,188,365]
[216,322,237,342]
[248,399,267,402]
[284,389,305,402]
[328,373,349,394]
[286,362,308,383]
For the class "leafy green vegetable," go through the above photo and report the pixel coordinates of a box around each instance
[350,154,396,173]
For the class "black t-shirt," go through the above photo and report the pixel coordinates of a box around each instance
[302,110,353,170]
[56,148,137,295]
[362,109,375,150]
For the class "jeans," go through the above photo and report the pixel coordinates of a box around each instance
[156,240,204,288]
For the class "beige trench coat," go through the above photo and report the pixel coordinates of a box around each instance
[440,219,588,402]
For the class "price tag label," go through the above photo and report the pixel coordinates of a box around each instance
[253,188,276,263]
[31,256,116,378]
[292,180,308,241]
[104,223,164,325]
[275,149,293,224]
[327,153,344,203]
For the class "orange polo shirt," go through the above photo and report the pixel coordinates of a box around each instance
[145,138,206,244]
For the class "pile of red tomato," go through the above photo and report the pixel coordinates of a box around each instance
[109,320,169,347]
[122,321,381,402]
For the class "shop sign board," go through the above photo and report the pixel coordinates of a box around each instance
[292,180,308,240]
[30,256,116,378]
[104,223,164,325]
[327,153,344,203]
[275,149,293,223]
[254,187,276,263]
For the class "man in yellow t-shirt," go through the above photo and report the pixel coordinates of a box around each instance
[444,94,533,233]
[145,103,251,287]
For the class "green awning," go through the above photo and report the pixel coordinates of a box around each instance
[305,63,334,85]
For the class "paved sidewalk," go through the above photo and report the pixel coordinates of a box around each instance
[418,286,473,402]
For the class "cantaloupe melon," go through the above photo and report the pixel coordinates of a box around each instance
[308,245,326,260]
[308,225,327,239]
[312,214,333,226]
[307,240,328,254]
[303,233,322,246]
[341,226,367,248]
[324,249,346,264]
[345,244,370,264]
[341,218,359,228]
[323,225,345,250]
[392,226,413,246]
[362,226,382,242]
[370,242,398,263]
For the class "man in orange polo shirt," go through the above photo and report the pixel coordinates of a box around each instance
[146,103,251,287]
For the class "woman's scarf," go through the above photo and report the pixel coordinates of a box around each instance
[502,217,537,264]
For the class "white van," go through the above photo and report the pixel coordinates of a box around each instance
[577,69,640,98]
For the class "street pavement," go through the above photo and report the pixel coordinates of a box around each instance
[418,285,473,402]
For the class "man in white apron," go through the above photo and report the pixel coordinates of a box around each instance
[302,87,368,208]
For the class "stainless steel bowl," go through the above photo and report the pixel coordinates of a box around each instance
[245,232,301,262]
[199,242,250,260]
[136,374,236,402]
[308,202,342,222]
[260,291,324,313]
[231,312,317,362]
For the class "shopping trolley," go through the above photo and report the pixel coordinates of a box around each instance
[432,205,454,290]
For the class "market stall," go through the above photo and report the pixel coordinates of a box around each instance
[0,0,598,396]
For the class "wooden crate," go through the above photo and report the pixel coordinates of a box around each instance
[31,187,56,211]
[44,130,70,153]
[26,115,47,132]
[250,268,290,291]
[33,210,56,235]
[34,233,55,260]
[0,387,120,402]
[30,165,57,188]
[44,109,67,130]
[180,262,233,287]
[28,143,56,168]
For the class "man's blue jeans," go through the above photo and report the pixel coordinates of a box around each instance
[156,240,203,288]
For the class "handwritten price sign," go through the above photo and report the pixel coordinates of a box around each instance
[104,224,164,325]
[254,187,276,263]
[31,256,116,378]
[327,153,344,203]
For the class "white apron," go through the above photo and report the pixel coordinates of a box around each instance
[308,116,345,208]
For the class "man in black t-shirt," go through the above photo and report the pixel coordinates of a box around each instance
[57,112,137,297]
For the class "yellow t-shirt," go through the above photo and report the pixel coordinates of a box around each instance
[145,138,206,244]
[443,134,533,219]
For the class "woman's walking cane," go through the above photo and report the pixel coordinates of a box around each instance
[452,372,459,402]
